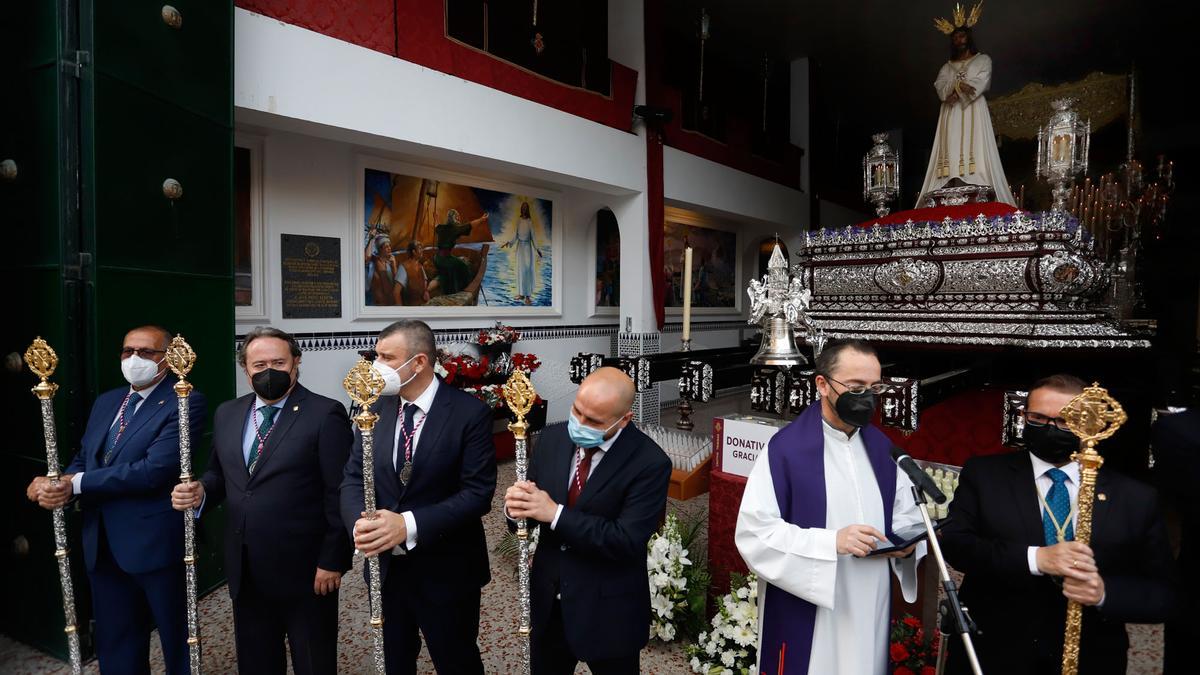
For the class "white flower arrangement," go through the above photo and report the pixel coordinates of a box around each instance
[646,513,692,642]
[686,573,759,675]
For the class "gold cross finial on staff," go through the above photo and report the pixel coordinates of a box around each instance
[24,337,59,399]
[503,369,536,424]
[1061,382,1127,449]
[344,358,386,431]
[166,335,197,380]
[167,335,197,399]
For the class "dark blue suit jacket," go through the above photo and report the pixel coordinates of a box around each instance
[340,379,497,588]
[519,422,672,662]
[66,374,208,575]
[200,384,353,600]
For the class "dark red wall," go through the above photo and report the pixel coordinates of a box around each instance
[236,0,638,132]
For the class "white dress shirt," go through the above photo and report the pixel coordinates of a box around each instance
[1026,452,1080,575]
[72,377,164,494]
[549,425,623,530]
[389,377,439,554]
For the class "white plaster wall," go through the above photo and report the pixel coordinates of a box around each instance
[663,147,808,232]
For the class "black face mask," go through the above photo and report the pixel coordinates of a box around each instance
[1023,423,1080,464]
[251,367,293,401]
[833,389,878,428]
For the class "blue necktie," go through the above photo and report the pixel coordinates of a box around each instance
[1042,467,1075,545]
[103,392,142,464]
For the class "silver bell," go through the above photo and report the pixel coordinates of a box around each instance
[751,316,808,367]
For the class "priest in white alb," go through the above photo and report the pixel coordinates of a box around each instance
[917,2,1016,207]
[736,339,927,674]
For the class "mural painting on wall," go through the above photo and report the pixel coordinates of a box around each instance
[595,209,620,309]
[363,168,553,308]
[664,220,738,310]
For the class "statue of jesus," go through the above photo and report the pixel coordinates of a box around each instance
[917,2,1016,207]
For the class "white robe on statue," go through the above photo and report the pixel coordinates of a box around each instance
[917,53,1016,207]
[736,421,927,675]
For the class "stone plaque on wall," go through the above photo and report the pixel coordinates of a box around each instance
[281,234,341,319]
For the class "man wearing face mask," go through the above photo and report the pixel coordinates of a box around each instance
[341,319,497,674]
[504,367,671,674]
[25,325,207,674]
[736,338,927,675]
[941,374,1177,674]
[171,327,352,675]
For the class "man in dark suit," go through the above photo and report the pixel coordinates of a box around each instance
[27,324,207,675]
[1151,407,1199,673]
[505,367,672,675]
[171,327,352,674]
[343,319,497,674]
[942,374,1177,674]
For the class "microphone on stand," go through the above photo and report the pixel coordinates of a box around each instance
[890,445,947,504]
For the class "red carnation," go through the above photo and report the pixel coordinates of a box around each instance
[904,616,921,629]
[894,667,915,675]
[890,643,910,663]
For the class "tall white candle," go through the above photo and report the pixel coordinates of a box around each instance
[682,246,693,341]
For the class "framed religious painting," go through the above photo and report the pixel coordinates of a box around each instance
[663,207,743,315]
[353,156,562,318]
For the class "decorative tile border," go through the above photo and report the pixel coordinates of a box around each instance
[235,321,744,353]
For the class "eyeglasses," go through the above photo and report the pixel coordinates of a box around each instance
[1023,411,1072,431]
[824,375,892,395]
[120,347,165,359]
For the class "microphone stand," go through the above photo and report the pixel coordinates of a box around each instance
[911,485,983,675]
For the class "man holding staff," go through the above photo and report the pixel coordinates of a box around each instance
[26,325,206,675]
[941,374,1177,674]
[341,319,496,674]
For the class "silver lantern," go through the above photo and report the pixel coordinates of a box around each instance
[863,132,900,217]
[1037,98,1090,212]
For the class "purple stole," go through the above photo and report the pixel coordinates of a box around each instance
[757,403,898,675]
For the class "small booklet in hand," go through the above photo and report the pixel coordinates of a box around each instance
[866,519,949,557]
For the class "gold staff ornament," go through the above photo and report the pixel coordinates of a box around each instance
[165,335,202,674]
[24,338,82,674]
[1058,382,1126,675]
[343,359,387,675]
[502,368,538,674]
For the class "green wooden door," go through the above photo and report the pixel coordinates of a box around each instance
[0,0,233,661]
[83,0,234,597]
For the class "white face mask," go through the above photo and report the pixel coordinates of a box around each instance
[121,354,162,387]
[373,354,419,397]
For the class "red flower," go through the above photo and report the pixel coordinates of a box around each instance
[894,667,914,675]
[921,667,936,675]
[890,643,910,663]
[904,616,922,629]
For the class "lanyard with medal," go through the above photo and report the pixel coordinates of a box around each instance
[1038,489,1076,543]
[249,406,277,474]
[399,402,426,486]
[113,392,138,443]
[104,391,140,464]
